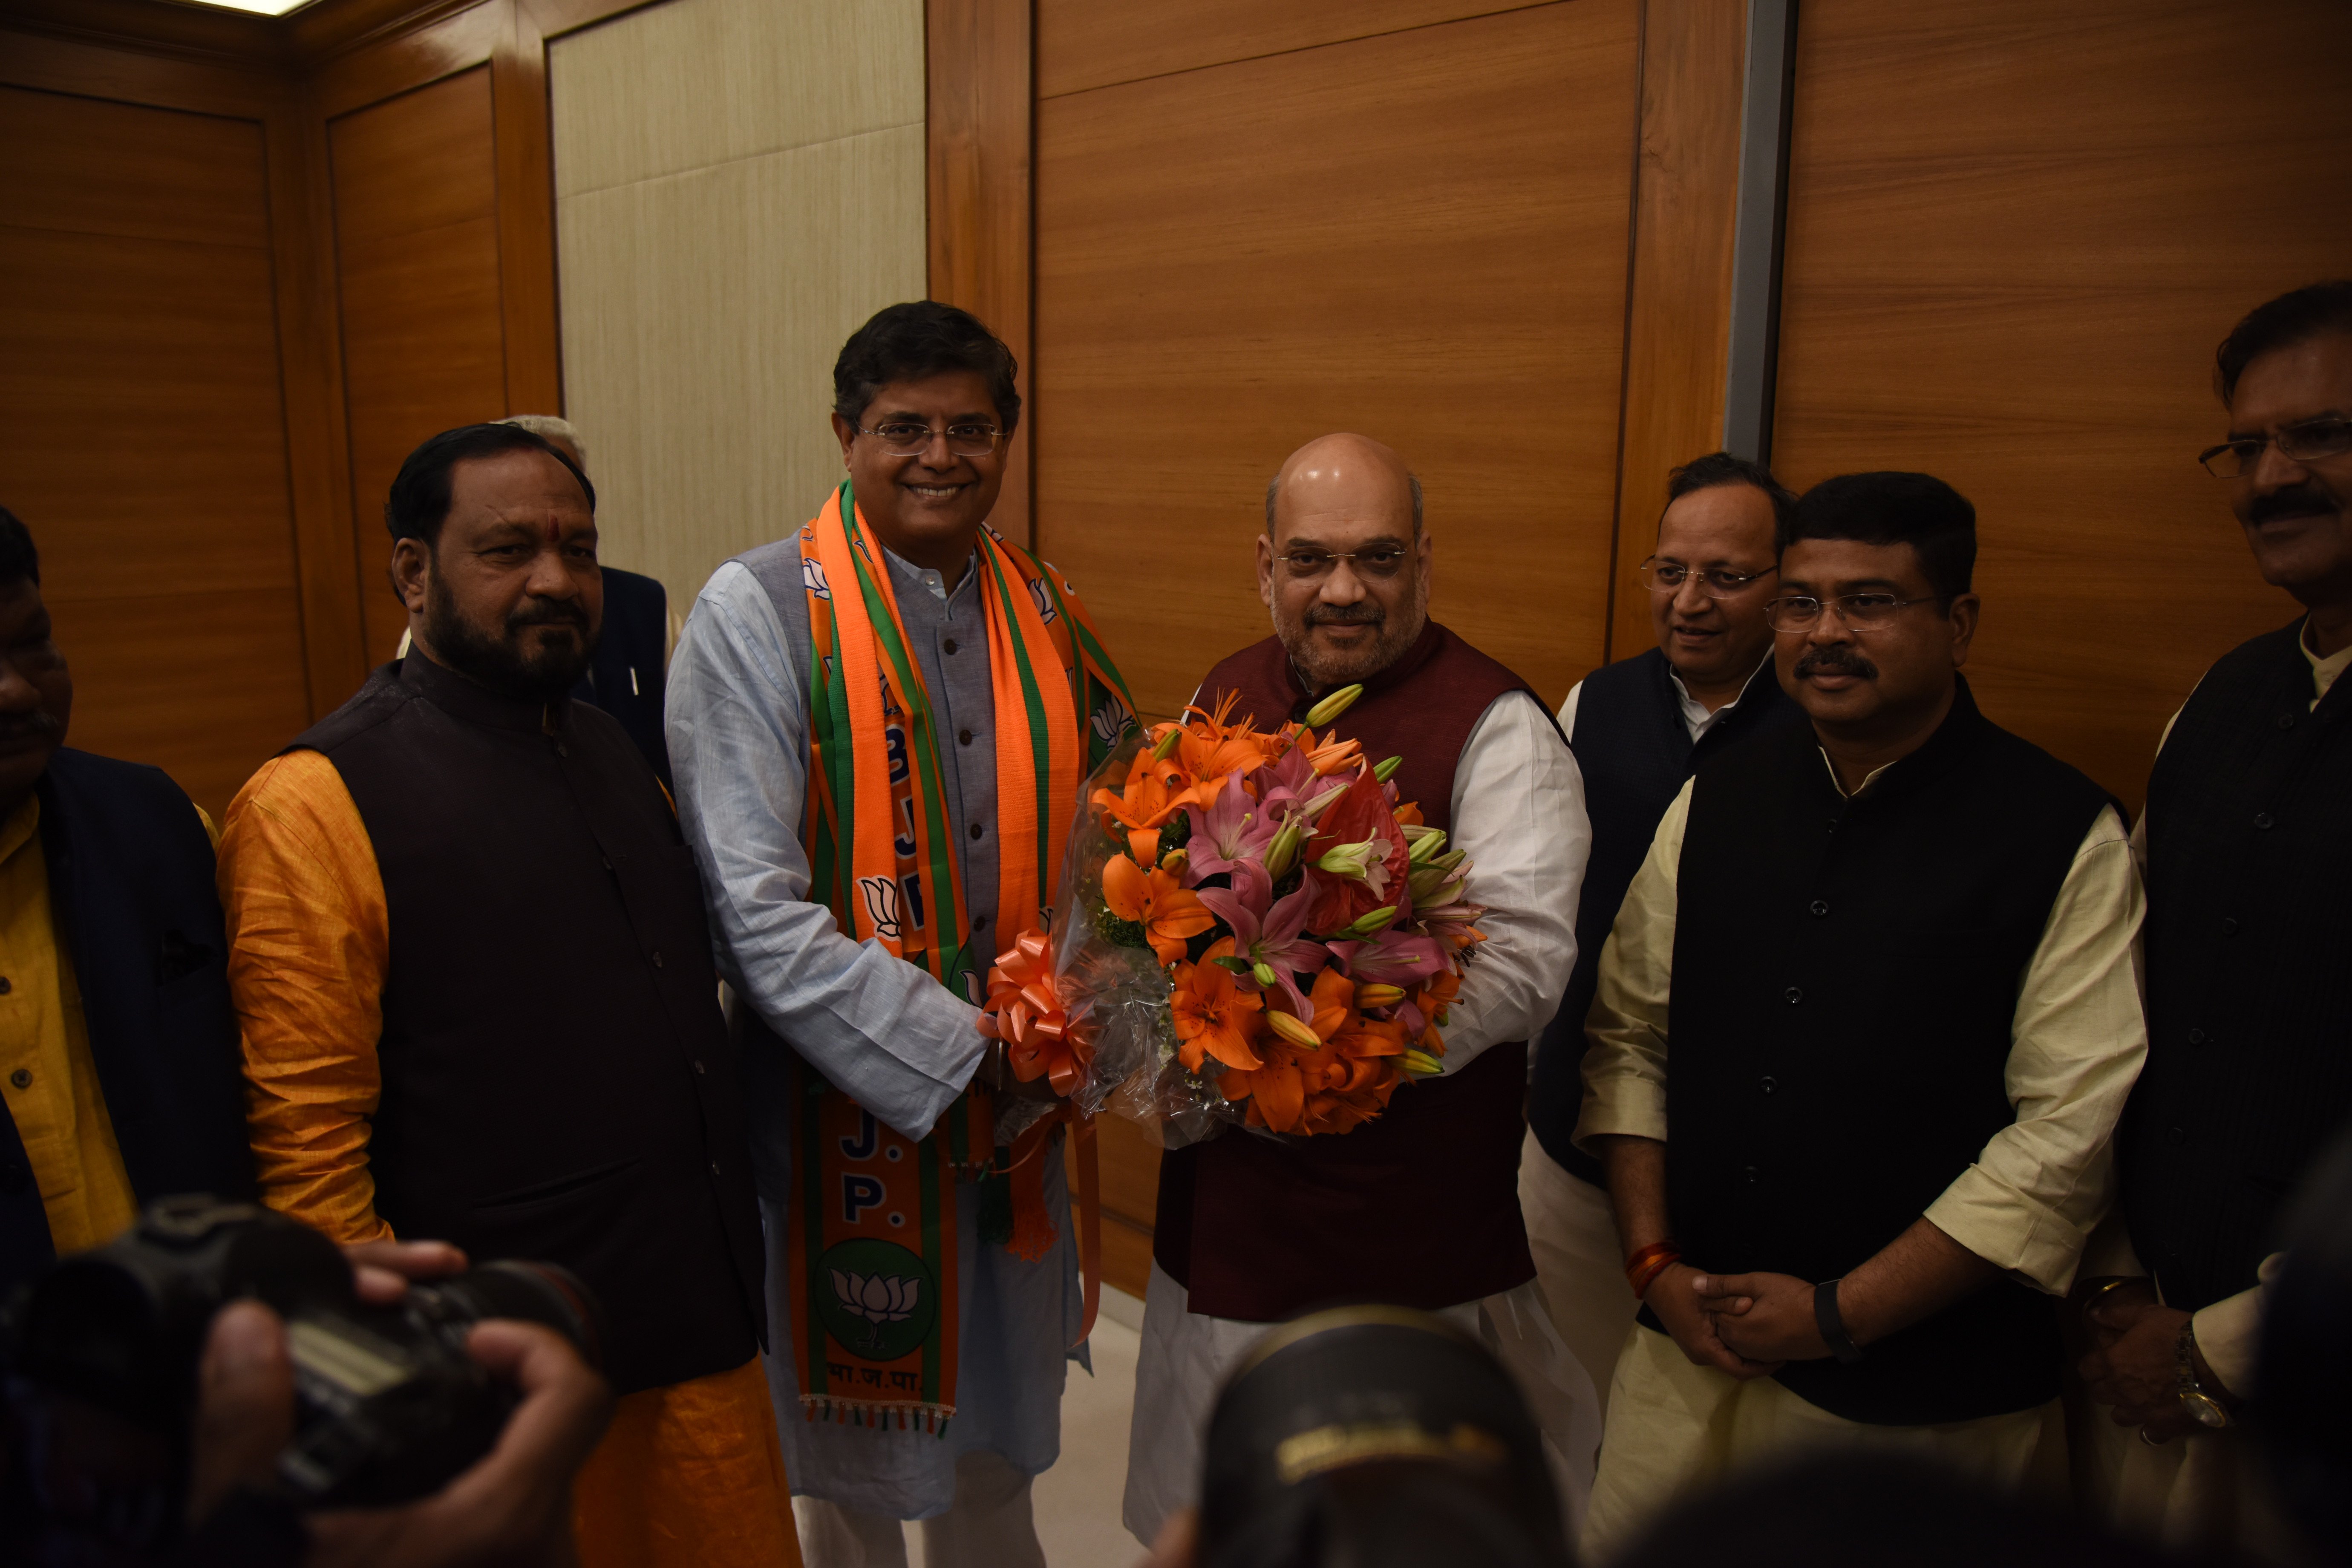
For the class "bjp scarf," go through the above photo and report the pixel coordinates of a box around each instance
[786,480,1133,1433]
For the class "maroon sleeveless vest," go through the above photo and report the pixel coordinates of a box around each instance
[1153,622,1544,1320]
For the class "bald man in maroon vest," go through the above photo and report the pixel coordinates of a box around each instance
[1121,433,1597,1546]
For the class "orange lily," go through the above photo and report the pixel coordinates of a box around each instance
[1102,854,1214,965]
[1172,940,1265,1072]
[1167,693,1281,782]
[1091,751,1224,864]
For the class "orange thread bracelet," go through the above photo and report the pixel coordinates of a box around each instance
[1625,1240,1681,1300]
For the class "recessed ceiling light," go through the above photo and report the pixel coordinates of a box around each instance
[171,0,317,15]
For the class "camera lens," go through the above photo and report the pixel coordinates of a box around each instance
[1199,1306,1568,1568]
[429,1261,606,1370]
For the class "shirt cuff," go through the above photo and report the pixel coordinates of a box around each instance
[1923,1162,2090,1295]
[2191,1258,2278,1398]
[1572,1071,1668,1150]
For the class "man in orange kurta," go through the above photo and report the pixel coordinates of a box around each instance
[218,423,802,1568]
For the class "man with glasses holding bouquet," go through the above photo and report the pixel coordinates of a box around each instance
[1572,472,2148,1556]
[2078,280,2352,1554]
[1525,453,1807,1423]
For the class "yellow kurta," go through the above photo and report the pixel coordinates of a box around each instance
[0,795,138,1256]
[218,749,801,1568]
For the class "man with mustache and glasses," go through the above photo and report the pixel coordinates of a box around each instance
[0,507,252,1297]
[2076,280,2352,1556]
[217,425,795,1568]
[1573,472,2148,1556]
[1125,433,1596,1547]
[1525,452,1807,1428]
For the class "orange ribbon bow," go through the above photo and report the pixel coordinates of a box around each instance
[978,929,1091,1097]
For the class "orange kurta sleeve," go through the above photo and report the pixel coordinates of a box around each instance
[217,750,393,1243]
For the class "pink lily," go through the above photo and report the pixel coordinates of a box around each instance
[1181,778,1283,887]
[1197,872,1330,1017]
[1324,928,1452,990]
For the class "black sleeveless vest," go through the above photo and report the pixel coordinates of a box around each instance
[2126,620,2352,1312]
[1528,649,1799,1182]
[1152,623,1550,1320]
[291,653,763,1394]
[1670,680,2109,1424]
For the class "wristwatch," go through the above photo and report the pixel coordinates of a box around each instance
[2174,1322,2235,1430]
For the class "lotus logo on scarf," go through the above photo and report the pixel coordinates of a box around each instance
[1027,576,1058,625]
[831,1269,921,1351]
[1091,698,1133,750]
[859,875,903,941]
[802,555,832,600]
[813,1238,941,1364]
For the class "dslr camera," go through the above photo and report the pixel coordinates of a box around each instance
[1,1196,601,1554]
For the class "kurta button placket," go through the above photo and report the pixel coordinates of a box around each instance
[959,729,974,747]
[2188,1027,2206,1045]
[2277,713,2297,730]
[2254,812,2274,829]
[968,823,983,840]
[2220,917,2238,936]
[1758,1075,1777,1096]
[943,638,960,655]
[2165,1126,2188,1147]
[1809,900,1829,917]
[1784,986,1803,1004]
[1742,1165,1761,1186]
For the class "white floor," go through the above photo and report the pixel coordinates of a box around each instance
[899,1286,1148,1568]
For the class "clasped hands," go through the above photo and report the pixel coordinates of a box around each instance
[2073,1277,2209,1444]
[1643,1261,1834,1378]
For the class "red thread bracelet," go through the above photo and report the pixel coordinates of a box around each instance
[1625,1240,1682,1300]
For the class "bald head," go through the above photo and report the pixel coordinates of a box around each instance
[1265,432,1422,542]
[1256,433,1433,690]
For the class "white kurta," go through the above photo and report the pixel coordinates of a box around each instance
[1122,687,1599,1546]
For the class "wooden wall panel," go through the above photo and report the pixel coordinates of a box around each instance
[1037,0,1558,99]
[1034,0,1643,723]
[329,63,509,662]
[0,84,311,816]
[1771,0,2352,811]
[928,0,1034,545]
[1607,0,1746,663]
[550,0,926,616]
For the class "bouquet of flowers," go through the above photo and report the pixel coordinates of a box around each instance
[979,683,1485,1141]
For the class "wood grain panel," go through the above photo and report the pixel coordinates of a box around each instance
[1037,0,1557,99]
[1770,0,2352,810]
[0,85,310,817]
[330,63,509,660]
[1073,1116,1160,1299]
[929,0,1033,545]
[1607,0,1746,664]
[1034,1,1642,721]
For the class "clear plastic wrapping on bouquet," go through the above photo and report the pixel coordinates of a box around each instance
[1047,730,1243,1147]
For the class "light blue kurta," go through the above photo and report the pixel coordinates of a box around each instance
[668,543,1084,1520]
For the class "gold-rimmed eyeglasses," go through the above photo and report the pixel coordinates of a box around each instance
[2198,416,2352,478]
[857,421,1006,458]
[1639,557,1777,598]
[1765,593,1940,633]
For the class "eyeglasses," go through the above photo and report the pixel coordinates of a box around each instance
[857,421,1006,458]
[1277,546,1413,581]
[2199,417,2352,478]
[1640,558,1777,597]
[1765,593,1940,633]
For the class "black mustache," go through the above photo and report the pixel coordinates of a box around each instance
[1308,607,1384,627]
[1796,648,1878,680]
[0,711,64,741]
[2248,485,2338,526]
[509,604,589,631]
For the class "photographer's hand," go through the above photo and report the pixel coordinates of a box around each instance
[306,1322,612,1568]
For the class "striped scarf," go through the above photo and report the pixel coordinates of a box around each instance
[786,480,1132,1432]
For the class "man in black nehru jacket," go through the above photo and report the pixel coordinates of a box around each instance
[1574,472,2147,1556]
[2077,279,2352,1554]
[1523,451,1804,1414]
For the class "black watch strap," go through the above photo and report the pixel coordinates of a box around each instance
[1814,1277,1864,1364]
